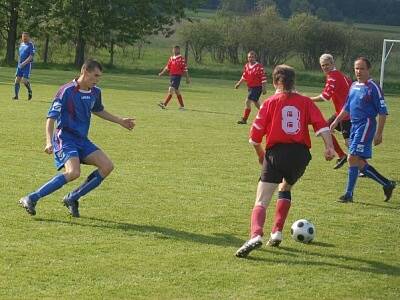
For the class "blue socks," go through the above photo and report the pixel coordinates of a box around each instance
[29,174,67,202]
[66,170,104,202]
[14,82,20,97]
[345,166,359,197]
[361,164,390,187]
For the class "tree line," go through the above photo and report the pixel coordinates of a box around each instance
[179,7,384,71]
[0,0,202,67]
[202,0,400,26]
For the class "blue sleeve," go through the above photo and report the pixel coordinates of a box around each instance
[47,89,65,119]
[92,89,104,112]
[372,84,388,115]
[344,96,350,113]
[29,43,35,56]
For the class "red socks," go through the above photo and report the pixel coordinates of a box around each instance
[332,135,346,158]
[250,205,266,238]
[177,94,184,107]
[272,197,291,233]
[243,108,251,121]
[164,94,172,106]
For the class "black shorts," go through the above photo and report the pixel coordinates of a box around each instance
[170,75,182,90]
[247,86,262,101]
[328,115,351,139]
[260,143,311,185]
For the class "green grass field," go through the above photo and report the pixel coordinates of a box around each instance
[0,67,399,299]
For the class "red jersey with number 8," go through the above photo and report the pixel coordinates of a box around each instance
[250,92,329,149]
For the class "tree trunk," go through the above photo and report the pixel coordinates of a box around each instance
[109,39,114,66]
[43,34,50,64]
[5,0,19,65]
[184,41,189,63]
[74,29,85,68]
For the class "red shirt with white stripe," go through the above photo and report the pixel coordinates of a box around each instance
[250,92,329,149]
[241,62,267,88]
[166,55,187,76]
[320,69,352,118]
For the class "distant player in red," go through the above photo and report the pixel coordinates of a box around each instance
[235,65,335,258]
[158,45,190,110]
[235,51,267,124]
[311,54,352,169]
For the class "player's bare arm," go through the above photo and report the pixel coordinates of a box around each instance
[374,114,387,146]
[330,109,349,132]
[93,110,135,131]
[45,118,55,154]
[262,82,267,94]
[310,95,324,102]
[253,143,265,165]
[319,130,336,161]
[19,54,33,68]
[158,67,168,76]
[235,78,245,89]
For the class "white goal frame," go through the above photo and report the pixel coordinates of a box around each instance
[379,39,400,89]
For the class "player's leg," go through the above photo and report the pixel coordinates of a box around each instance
[13,75,22,100]
[64,149,113,207]
[19,157,80,216]
[328,115,347,169]
[175,89,185,110]
[237,99,252,124]
[21,66,33,100]
[254,99,261,110]
[360,163,396,201]
[339,154,363,203]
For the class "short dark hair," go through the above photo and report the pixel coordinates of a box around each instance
[273,64,296,91]
[22,32,29,36]
[248,50,257,58]
[355,56,371,69]
[82,59,103,72]
[174,45,180,49]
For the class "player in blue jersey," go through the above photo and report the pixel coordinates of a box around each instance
[330,57,396,203]
[19,59,135,217]
[13,32,35,100]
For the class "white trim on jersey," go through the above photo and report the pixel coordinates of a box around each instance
[315,127,330,136]
[249,138,260,145]
[253,123,263,130]
[320,94,329,101]
[360,118,371,142]
[368,79,383,99]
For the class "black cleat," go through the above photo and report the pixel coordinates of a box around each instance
[158,102,166,109]
[237,118,247,125]
[63,196,80,217]
[333,156,347,169]
[19,196,36,215]
[12,96,18,100]
[338,194,353,203]
[28,92,32,100]
[383,181,396,202]
[235,236,262,258]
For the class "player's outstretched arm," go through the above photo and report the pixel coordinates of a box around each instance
[93,110,135,131]
[235,78,245,89]
[374,114,387,146]
[330,109,349,133]
[319,130,335,161]
[253,144,265,165]
[310,95,324,102]
[158,67,168,76]
[45,118,55,154]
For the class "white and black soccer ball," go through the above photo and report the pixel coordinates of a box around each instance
[291,219,315,243]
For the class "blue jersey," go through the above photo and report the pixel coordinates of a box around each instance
[18,41,35,64]
[47,80,104,139]
[344,79,388,124]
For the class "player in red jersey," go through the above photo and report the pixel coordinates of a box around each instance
[311,54,353,169]
[158,45,191,110]
[235,51,267,124]
[235,65,335,258]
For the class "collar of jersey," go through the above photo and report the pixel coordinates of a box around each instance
[73,79,93,93]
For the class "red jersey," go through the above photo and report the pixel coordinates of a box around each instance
[250,92,329,149]
[241,62,267,88]
[166,55,187,76]
[321,69,352,118]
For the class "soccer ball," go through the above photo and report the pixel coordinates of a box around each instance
[291,219,315,243]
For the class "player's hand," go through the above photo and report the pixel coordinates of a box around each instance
[120,118,136,131]
[329,121,338,133]
[324,147,335,161]
[44,143,53,154]
[235,83,240,89]
[374,134,383,146]
[258,151,265,165]
[158,72,163,76]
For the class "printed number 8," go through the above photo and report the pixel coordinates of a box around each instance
[282,106,300,135]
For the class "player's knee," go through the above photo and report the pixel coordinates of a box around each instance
[65,169,81,181]
[100,161,114,177]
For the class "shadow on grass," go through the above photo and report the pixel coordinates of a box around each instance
[185,108,237,116]
[245,245,400,277]
[355,201,399,210]
[34,216,244,248]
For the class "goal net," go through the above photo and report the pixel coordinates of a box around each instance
[379,39,400,89]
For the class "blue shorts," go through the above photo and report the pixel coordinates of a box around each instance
[15,63,32,79]
[348,118,376,159]
[53,132,99,170]
[170,75,182,90]
[247,86,262,101]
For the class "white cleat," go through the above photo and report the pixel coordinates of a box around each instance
[267,231,282,247]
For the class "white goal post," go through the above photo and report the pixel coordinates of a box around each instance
[379,39,400,89]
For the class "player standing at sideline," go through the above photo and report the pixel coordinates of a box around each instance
[330,57,396,203]
[235,65,335,258]
[235,51,267,124]
[311,54,352,169]
[13,32,35,100]
[158,45,191,110]
[19,59,135,217]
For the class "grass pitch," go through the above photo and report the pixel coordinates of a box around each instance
[0,67,399,299]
